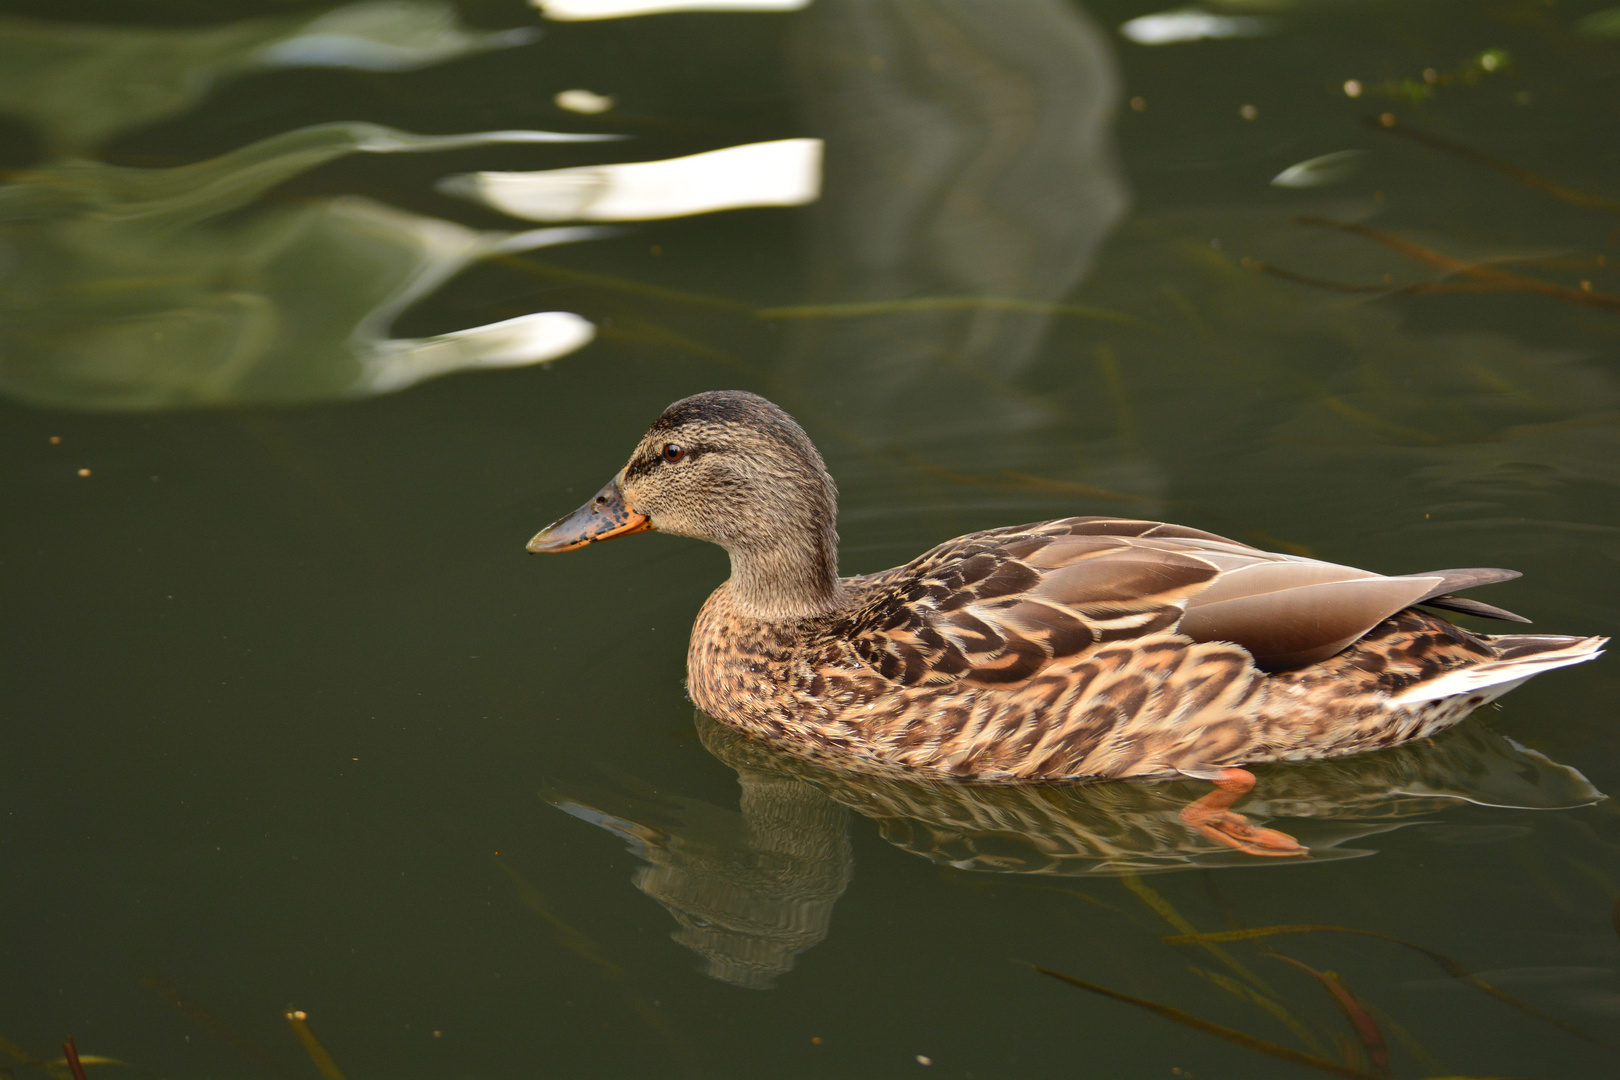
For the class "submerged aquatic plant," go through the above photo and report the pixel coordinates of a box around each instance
[283,1011,348,1080]
[1243,119,1620,315]
[1037,874,1614,1079]
[0,1033,125,1080]
[1347,50,1512,105]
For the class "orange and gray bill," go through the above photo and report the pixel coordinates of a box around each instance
[526,478,653,553]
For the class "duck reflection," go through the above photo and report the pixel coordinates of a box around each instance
[550,717,1600,988]
[553,759,852,991]
[780,0,1131,471]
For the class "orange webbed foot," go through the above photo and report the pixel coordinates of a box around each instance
[1179,767,1309,858]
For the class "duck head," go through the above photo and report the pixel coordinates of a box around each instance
[527,391,843,620]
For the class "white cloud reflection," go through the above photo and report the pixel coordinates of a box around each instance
[440,137,823,222]
[533,0,811,21]
[1119,8,1272,45]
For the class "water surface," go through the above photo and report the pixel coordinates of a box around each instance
[4,1,1620,1077]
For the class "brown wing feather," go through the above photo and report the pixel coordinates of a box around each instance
[1413,568,1522,596]
[1411,568,1531,623]
[837,518,1537,688]
[839,519,1226,689]
[1177,563,1534,669]
[1178,575,1443,671]
[1422,595,1531,623]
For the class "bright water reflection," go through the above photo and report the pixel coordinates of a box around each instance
[441,137,823,221]
[534,0,813,20]
[0,2,539,155]
[4,1,1619,1078]
[1118,8,1272,47]
[0,122,613,408]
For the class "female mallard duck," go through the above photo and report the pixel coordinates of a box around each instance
[528,391,1605,856]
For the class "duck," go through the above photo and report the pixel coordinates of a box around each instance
[527,391,1606,856]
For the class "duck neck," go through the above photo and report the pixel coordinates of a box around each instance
[725,519,843,623]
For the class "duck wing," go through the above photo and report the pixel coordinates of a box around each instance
[840,517,1527,684]
[840,518,1225,687]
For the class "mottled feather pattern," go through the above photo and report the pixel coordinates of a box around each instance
[833,519,1228,691]
[686,517,1606,783]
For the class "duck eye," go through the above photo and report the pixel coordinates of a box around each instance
[662,443,686,463]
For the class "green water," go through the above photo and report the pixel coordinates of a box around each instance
[4,1,1619,1077]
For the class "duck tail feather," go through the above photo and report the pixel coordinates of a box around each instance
[1420,594,1533,623]
[1388,635,1607,706]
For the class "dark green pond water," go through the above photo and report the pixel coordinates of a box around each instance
[5,1,1620,1077]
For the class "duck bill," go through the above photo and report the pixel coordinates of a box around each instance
[526,478,653,553]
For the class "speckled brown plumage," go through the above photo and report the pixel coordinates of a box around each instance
[530,391,1607,809]
[684,525,1599,784]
